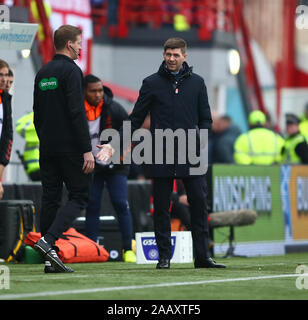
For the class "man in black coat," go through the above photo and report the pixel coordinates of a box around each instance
[33,25,94,273]
[98,37,225,269]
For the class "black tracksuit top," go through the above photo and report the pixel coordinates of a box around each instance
[0,91,13,166]
[33,54,91,155]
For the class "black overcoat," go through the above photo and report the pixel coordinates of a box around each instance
[121,61,212,177]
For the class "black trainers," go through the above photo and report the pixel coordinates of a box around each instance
[44,261,60,273]
[34,237,74,273]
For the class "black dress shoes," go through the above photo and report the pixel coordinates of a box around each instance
[156,259,170,269]
[194,257,226,268]
[34,237,74,273]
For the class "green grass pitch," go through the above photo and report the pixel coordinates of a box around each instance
[1,252,308,300]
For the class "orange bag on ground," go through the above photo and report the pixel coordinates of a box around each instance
[24,227,109,263]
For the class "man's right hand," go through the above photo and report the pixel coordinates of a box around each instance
[0,182,3,200]
[82,151,95,174]
[96,144,115,162]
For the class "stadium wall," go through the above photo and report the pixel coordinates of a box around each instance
[2,165,308,257]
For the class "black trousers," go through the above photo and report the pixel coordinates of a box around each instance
[153,176,210,261]
[171,201,191,231]
[39,153,91,244]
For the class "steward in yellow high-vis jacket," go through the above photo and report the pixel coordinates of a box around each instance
[281,113,308,164]
[299,104,308,141]
[16,111,41,181]
[234,110,284,165]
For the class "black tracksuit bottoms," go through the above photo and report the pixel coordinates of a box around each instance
[153,175,211,262]
[39,153,91,244]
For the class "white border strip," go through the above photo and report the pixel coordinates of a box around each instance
[0,273,305,300]
[213,241,286,257]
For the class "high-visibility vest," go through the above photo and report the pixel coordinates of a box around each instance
[30,0,52,41]
[16,112,40,174]
[174,14,190,31]
[234,127,285,165]
[281,133,307,164]
[299,120,308,141]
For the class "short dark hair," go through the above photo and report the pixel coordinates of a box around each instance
[53,25,82,51]
[84,74,102,89]
[8,69,13,77]
[0,59,9,70]
[164,37,187,54]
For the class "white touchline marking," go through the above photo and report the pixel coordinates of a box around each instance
[1,273,307,300]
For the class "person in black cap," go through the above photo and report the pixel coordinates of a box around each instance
[281,113,308,164]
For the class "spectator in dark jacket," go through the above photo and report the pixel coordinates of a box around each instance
[0,59,13,199]
[97,37,226,269]
[211,115,241,163]
[83,74,136,262]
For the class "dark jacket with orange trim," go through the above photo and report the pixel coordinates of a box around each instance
[0,90,13,167]
[93,86,130,176]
